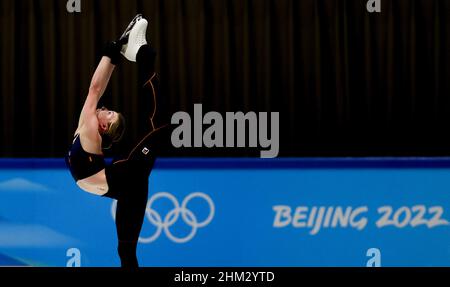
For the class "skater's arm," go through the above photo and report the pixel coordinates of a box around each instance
[78,57,115,127]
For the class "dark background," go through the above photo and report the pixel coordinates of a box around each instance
[1,0,449,158]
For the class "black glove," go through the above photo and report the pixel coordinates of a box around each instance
[102,41,122,65]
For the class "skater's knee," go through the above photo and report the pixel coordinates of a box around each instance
[118,240,139,268]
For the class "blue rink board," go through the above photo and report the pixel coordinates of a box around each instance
[0,158,449,267]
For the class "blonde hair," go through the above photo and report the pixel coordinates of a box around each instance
[102,112,126,149]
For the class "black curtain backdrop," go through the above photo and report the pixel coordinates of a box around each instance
[1,0,449,157]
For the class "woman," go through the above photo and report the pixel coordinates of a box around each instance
[65,14,170,268]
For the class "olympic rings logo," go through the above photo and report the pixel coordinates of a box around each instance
[111,192,215,243]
